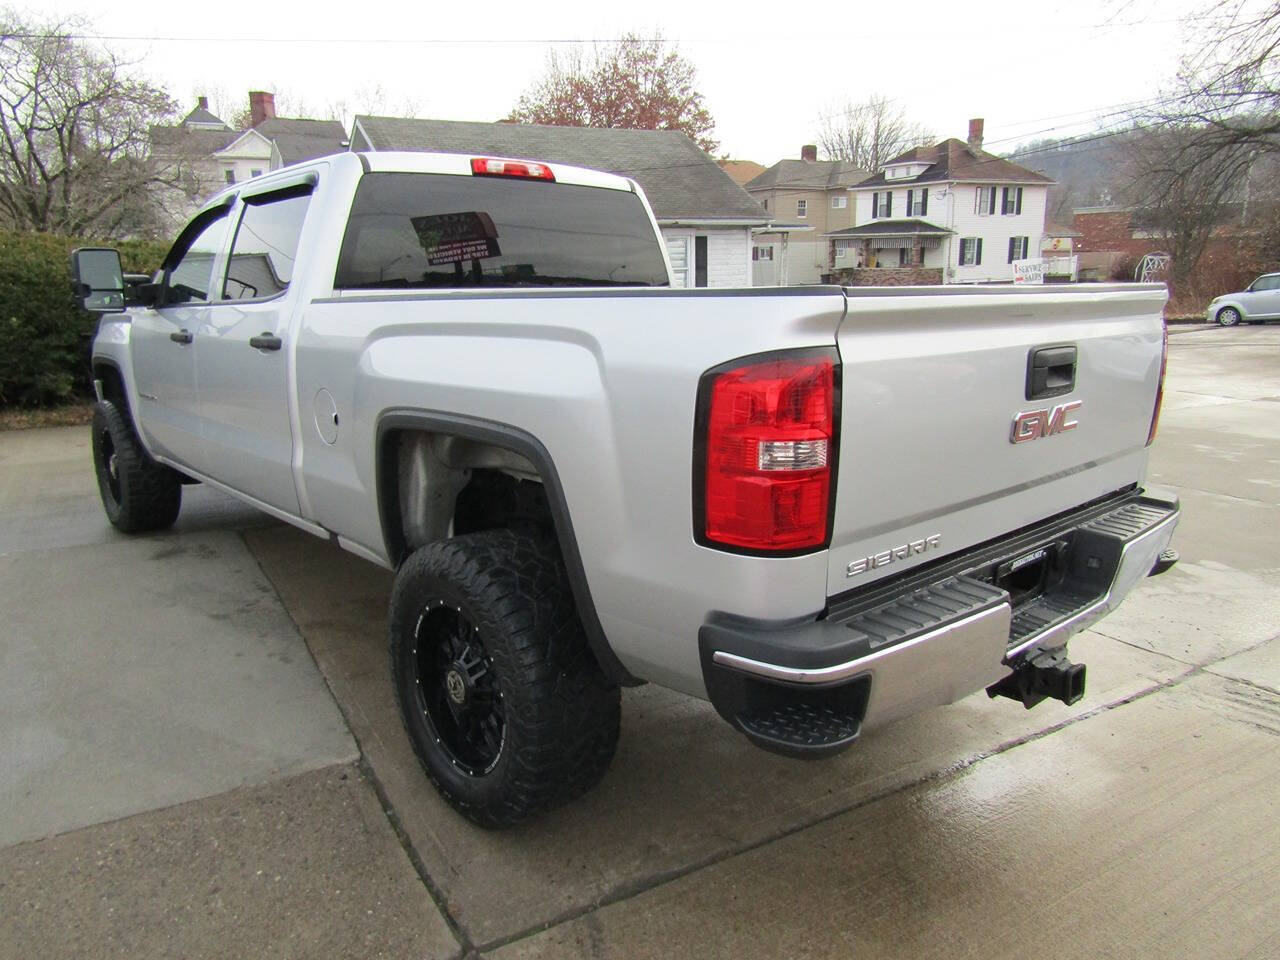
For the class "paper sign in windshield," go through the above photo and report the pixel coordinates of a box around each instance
[411,211,501,265]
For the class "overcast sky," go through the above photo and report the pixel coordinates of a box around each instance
[40,0,1209,163]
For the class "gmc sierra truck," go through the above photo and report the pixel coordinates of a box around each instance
[72,150,1180,827]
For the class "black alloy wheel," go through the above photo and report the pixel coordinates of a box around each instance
[90,399,182,533]
[411,600,506,776]
[389,528,621,827]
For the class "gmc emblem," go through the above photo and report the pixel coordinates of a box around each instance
[1010,401,1082,444]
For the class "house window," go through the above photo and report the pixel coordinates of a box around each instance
[1007,236,1029,262]
[224,169,236,185]
[1001,186,1024,215]
[250,169,263,178]
[959,237,983,266]
[899,248,911,267]
[834,240,853,259]
[752,245,774,261]
[974,186,996,215]
[831,195,848,209]
[872,191,892,218]
[796,199,807,218]
[762,198,768,211]
[906,188,928,217]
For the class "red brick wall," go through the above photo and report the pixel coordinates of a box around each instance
[1072,211,1158,259]
[836,267,943,286]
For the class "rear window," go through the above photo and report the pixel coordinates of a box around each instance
[335,172,669,289]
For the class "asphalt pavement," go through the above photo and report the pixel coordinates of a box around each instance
[0,323,1276,959]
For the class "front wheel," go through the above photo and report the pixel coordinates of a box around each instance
[91,400,182,533]
[1216,306,1242,326]
[389,529,620,828]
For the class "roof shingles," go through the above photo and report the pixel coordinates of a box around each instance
[744,159,869,192]
[254,117,348,165]
[855,139,1053,188]
[353,116,768,223]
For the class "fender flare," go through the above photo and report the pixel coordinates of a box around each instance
[375,408,643,687]
[89,356,144,438]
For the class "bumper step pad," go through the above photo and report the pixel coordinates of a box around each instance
[737,703,861,755]
[840,576,1006,648]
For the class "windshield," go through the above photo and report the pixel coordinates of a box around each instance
[335,172,670,289]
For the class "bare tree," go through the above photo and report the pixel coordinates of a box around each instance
[1124,123,1257,291]
[1163,0,1280,153]
[0,9,195,238]
[815,95,932,169]
[507,34,718,154]
[196,82,421,131]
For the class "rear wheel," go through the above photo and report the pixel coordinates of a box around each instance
[91,400,182,533]
[1216,306,1242,326]
[389,528,620,827]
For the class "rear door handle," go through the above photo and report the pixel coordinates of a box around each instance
[169,329,193,344]
[249,333,282,351]
[1026,345,1077,400]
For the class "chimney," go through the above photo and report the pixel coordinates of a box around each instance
[248,90,276,127]
[967,118,984,151]
[801,144,818,162]
[197,95,209,110]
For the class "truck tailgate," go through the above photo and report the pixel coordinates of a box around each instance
[826,284,1167,598]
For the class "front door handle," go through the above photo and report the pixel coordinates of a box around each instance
[249,333,282,351]
[169,329,193,344]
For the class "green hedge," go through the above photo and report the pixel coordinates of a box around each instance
[0,230,168,408]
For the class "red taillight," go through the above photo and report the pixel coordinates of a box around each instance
[697,350,838,552]
[470,157,555,181]
[1147,320,1168,446]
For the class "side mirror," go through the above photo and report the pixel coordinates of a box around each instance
[70,247,126,313]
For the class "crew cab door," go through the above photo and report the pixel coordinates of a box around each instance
[192,181,314,516]
[131,204,233,467]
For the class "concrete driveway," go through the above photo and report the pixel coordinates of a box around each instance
[2,324,1277,959]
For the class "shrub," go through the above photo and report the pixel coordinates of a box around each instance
[0,230,167,408]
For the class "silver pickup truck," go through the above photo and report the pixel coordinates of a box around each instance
[73,150,1180,827]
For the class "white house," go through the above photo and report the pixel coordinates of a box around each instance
[349,116,771,288]
[151,93,348,226]
[831,120,1053,283]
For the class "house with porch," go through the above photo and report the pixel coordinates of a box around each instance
[349,116,771,288]
[743,146,869,284]
[834,120,1052,284]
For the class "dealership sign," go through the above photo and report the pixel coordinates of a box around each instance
[1012,258,1047,284]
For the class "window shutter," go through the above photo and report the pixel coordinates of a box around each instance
[886,192,893,217]
[1016,187,1023,214]
[1001,187,1009,214]
[1008,237,1015,263]
[921,188,928,216]
[872,192,878,218]
[976,238,983,264]
[990,188,997,214]
[906,189,913,215]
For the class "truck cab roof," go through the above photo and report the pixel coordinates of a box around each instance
[195,149,636,218]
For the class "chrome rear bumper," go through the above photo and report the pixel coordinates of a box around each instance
[699,488,1180,757]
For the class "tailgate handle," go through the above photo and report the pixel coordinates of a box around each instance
[1027,345,1077,400]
